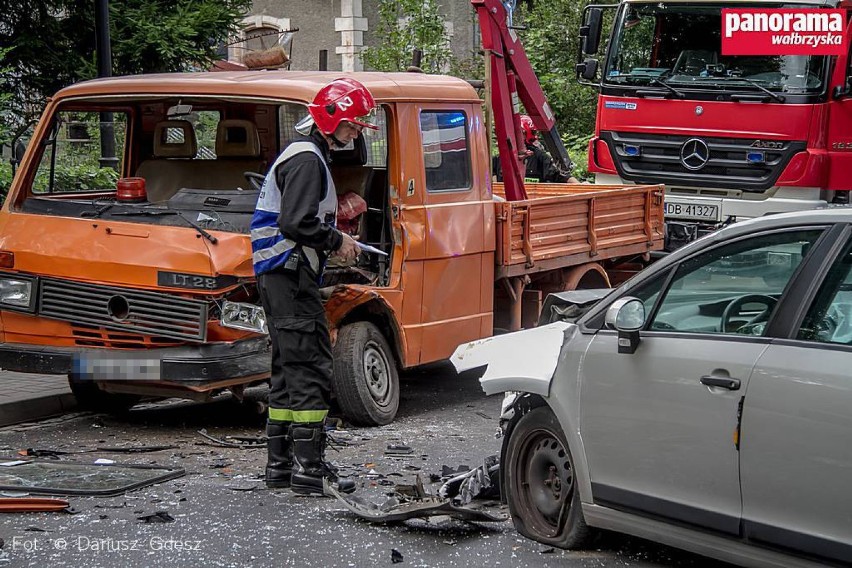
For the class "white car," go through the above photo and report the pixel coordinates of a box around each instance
[453,209,852,568]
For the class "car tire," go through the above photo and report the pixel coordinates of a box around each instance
[68,375,140,414]
[504,406,593,549]
[332,321,399,426]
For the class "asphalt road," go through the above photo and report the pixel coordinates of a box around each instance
[0,364,721,568]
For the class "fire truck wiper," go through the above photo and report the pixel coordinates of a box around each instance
[648,78,685,99]
[728,78,785,103]
[112,208,218,244]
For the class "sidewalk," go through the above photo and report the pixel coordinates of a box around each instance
[0,371,77,427]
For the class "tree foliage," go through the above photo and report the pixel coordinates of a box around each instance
[0,0,250,134]
[362,0,452,73]
[517,0,600,140]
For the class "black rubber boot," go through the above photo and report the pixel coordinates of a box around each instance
[291,424,355,495]
[265,422,293,489]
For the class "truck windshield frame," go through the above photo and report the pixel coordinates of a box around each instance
[602,2,830,100]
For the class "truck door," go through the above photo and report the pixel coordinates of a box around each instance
[407,104,494,364]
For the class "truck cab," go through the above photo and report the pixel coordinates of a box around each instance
[579,0,852,249]
[0,72,494,425]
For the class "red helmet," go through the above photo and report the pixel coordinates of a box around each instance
[308,77,378,134]
[519,115,537,144]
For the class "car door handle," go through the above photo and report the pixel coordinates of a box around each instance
[700,375,741,391]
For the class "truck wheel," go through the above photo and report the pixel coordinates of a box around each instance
[68,375,140,414]
[332,322,399,426]
[504,406,593,549]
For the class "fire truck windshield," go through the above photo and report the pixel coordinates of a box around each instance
[602,2,828,97]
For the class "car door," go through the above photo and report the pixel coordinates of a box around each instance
[740,230,852,564]
[579,227,826,536]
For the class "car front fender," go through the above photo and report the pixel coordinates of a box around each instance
[450,322,576,397]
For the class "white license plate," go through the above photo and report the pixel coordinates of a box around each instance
[664,198,721,222]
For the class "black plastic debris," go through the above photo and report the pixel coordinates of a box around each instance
[540,547,555,554]
[198,429,266,449]
[96,445,178,454]
[385,445,413,456]
[440,465,470,477]
[137,511,174,523]
[391,549,404,563]
[474,411,492,420]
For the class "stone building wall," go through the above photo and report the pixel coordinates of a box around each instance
[237,0,478,72]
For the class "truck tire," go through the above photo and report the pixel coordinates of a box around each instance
[332,322,399,426]
[68,375,140,414]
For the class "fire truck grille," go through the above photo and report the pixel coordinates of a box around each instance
[601,131,806,191]
[39,278,208,342]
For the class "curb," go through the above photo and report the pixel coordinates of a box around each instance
[0,393,78,428]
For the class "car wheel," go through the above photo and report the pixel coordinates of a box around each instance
[332,321,399,426]
[68,375,140,414]
[504,406,593,549]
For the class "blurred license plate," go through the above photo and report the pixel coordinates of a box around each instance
[73,354,161,381]
[664,198,721,222]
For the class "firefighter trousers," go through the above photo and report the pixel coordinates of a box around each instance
[257,262,332,425]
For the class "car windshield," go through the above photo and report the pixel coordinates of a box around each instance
[603,2,828,95]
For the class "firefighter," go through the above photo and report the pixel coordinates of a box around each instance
[252,77,376,496]
[492,115,581,184]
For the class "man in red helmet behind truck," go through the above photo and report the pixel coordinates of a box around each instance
[492,115,581,184]
[251,77,375,496]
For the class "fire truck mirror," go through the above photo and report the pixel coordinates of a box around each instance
[577,59,599,81]
[580,8,603,55]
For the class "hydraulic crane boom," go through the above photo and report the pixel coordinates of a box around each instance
[472,0,572,201]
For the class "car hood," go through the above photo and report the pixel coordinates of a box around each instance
[450,322,575,397]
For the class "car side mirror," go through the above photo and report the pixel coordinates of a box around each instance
[576,58,599,81]
[605,297,645,354]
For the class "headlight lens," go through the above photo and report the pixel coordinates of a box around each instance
[220,301,267,334]
[0,278,33,308]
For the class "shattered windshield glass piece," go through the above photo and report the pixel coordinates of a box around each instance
[0,459,185,496]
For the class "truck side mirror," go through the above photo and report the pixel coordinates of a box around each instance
[834,76,852,99]
[605,297,645,354]
[576,59,599,81]
[580,8,603,55]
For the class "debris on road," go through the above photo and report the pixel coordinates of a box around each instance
[96,445,178,453]
[438,456,500,505]
[0,458,185,496]
[385,444,414,456]
[327,472,507,524]
[391,548,404,563]
[136,511,175,523]
[0,497,72,513]
[197,429,266,449]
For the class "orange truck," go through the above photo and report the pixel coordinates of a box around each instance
[0,71,662,425]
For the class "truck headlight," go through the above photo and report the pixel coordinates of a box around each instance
[0,276,35,311]
[220,301,267,334]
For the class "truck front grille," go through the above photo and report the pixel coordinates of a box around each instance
[39,278,208,342]
[601,131,806,191]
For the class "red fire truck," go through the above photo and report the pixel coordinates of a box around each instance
[577,0,852,250]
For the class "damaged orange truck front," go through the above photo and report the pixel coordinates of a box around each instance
[0,72,663,425]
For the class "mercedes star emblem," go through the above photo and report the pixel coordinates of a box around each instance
[695,105,704,116]
[680,138,710,171]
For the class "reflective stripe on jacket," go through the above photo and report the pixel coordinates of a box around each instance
[251,140,337,275]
